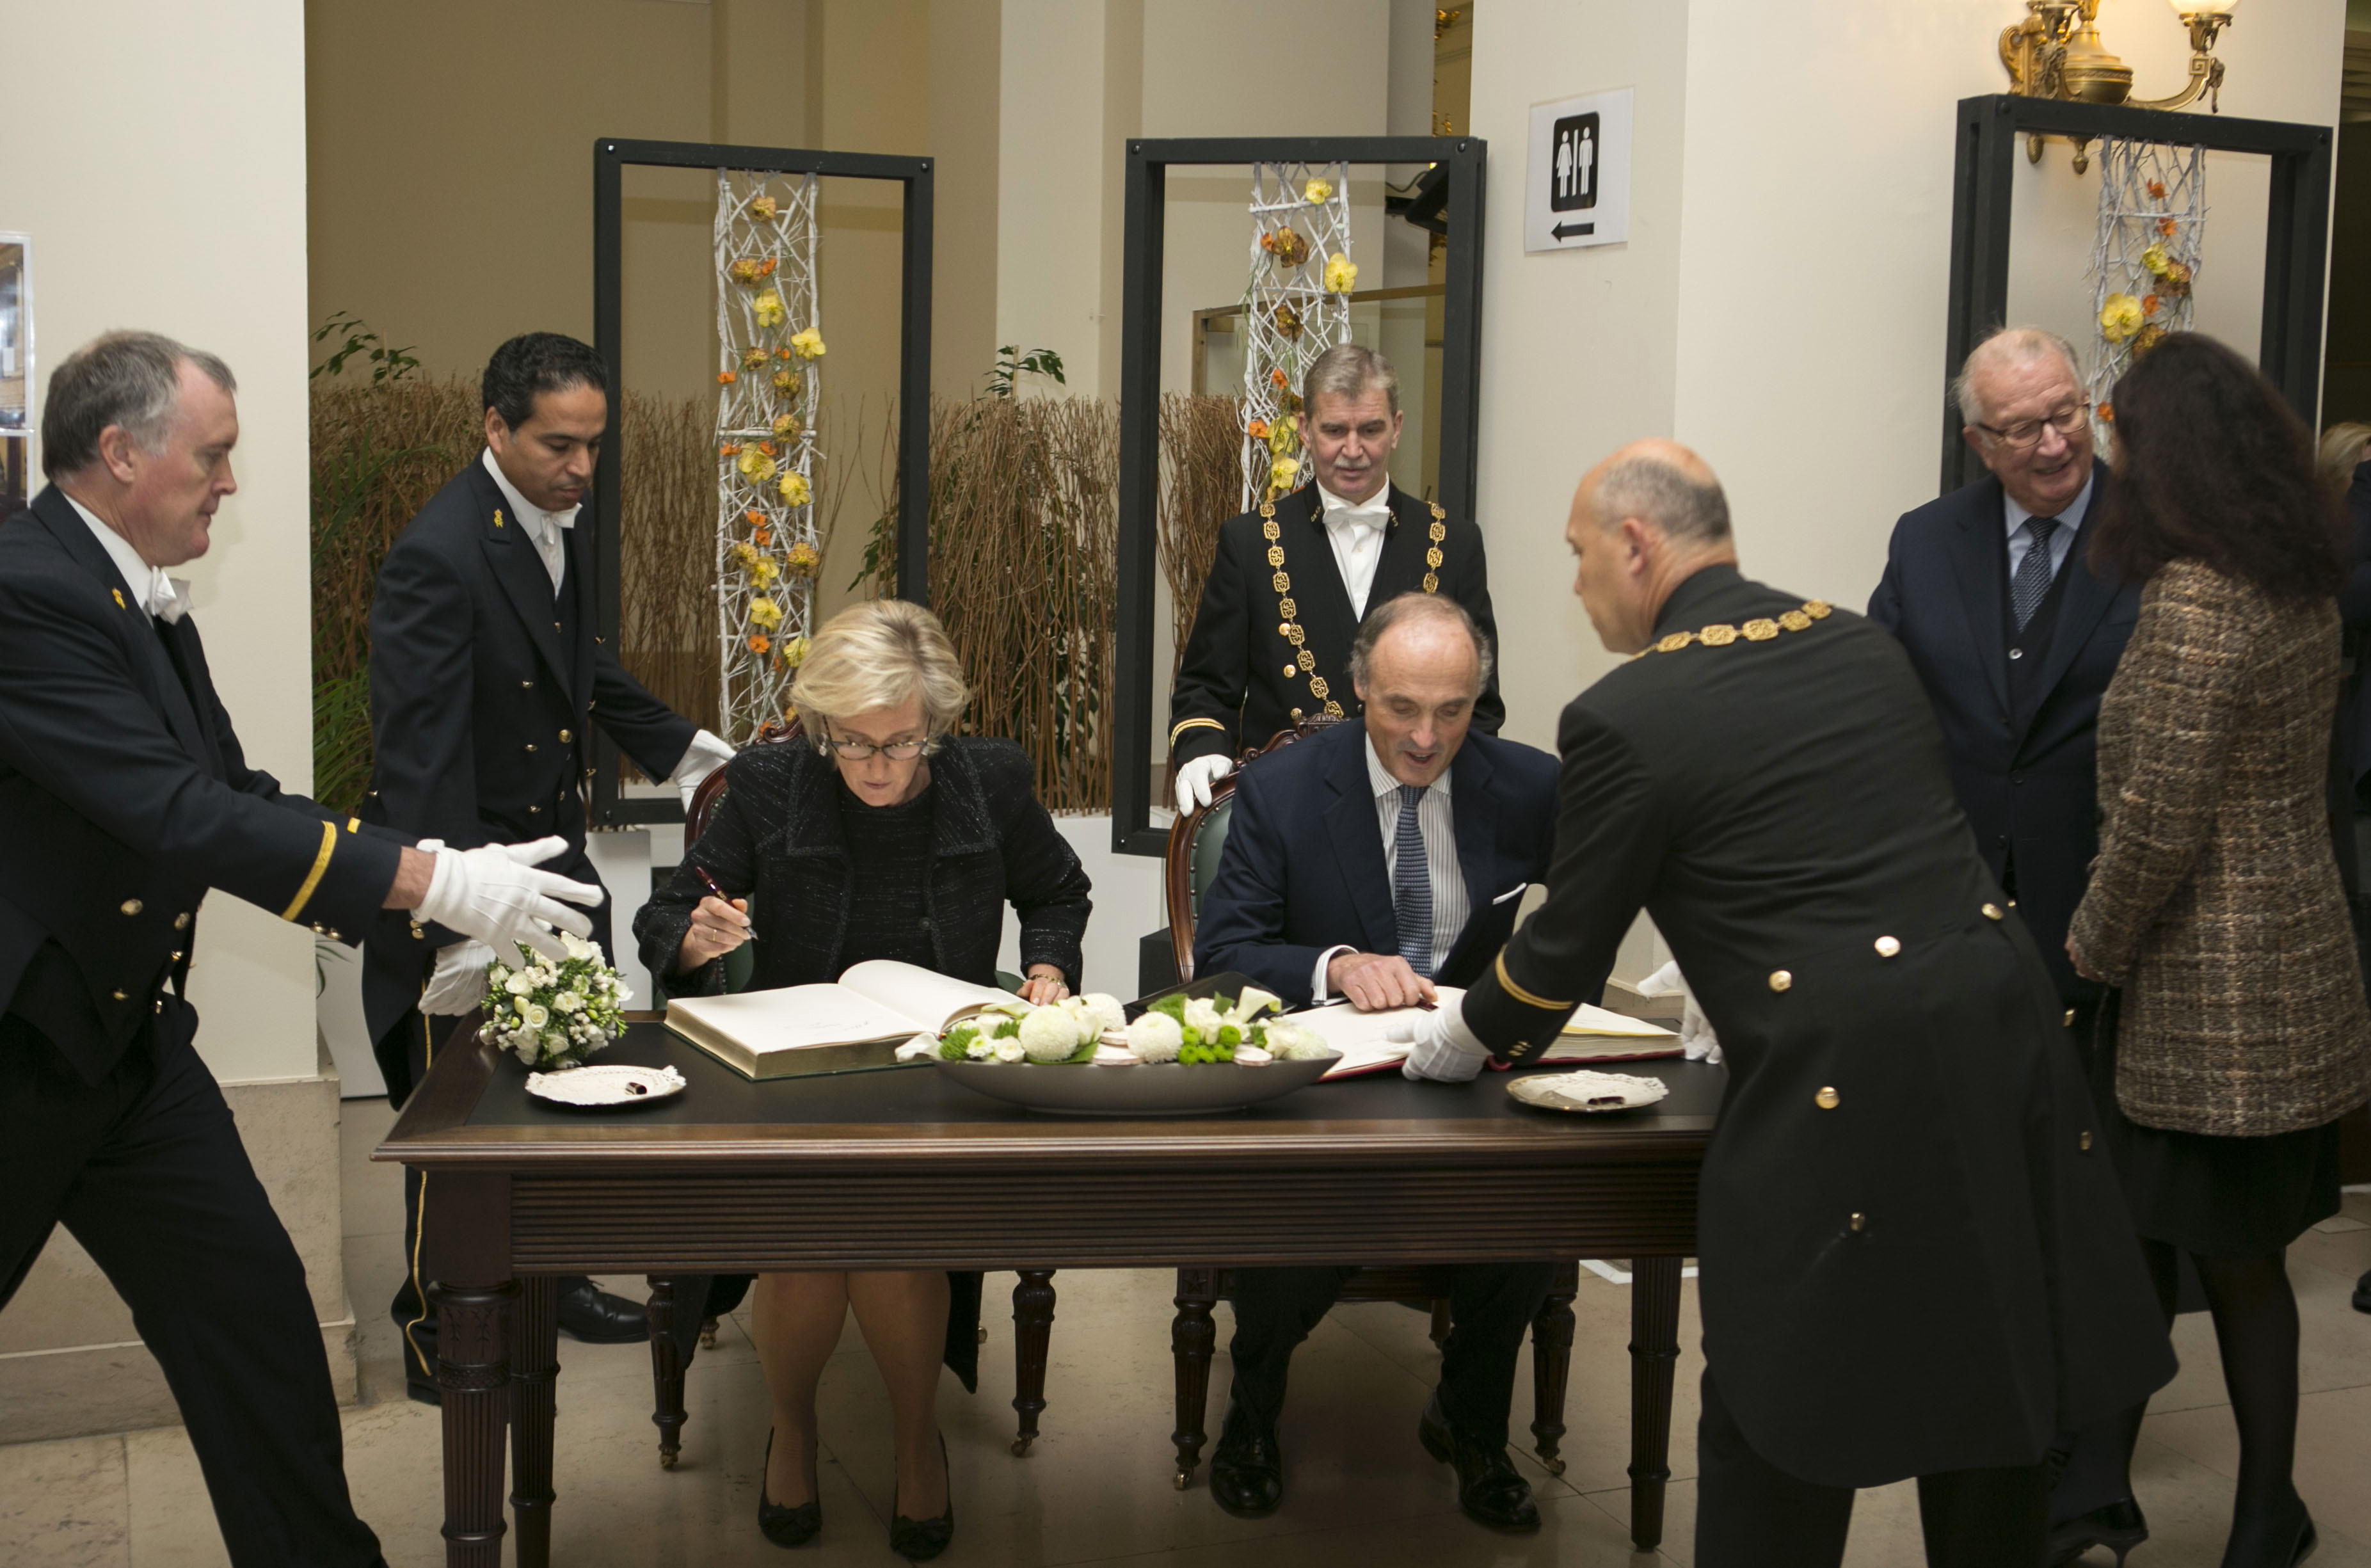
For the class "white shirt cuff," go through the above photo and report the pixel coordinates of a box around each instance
[669,728,735,788]
[1311,944,1358,1004]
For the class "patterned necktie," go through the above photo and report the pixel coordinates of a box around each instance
[2010,516,2059,632]
[1392,784,1434,979]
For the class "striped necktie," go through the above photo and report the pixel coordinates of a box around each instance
[2011,516,2059,632]
[1392,784,1434,979]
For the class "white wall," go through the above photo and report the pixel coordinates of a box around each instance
[5,0,318,1084]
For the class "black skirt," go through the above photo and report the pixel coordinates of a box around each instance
[2089,991,2342,1258]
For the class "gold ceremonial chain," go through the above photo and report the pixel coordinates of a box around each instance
[1265,495,1449,721]
[1631,600,1833,659]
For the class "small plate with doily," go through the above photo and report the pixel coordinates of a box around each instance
[1506,1069,1670,1114]
[525,1063,687,1111]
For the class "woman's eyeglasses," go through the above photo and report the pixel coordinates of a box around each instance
[824,735,927,761]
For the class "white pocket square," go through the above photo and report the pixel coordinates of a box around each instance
[1491,883,1529,906]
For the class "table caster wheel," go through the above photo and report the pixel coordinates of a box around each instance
[977,1325,988,1345]
[1172,1469,1191,1491]
[1011,1436,1034,1457]
[659,1452,677,1470]
[1542,1455,1566,1476]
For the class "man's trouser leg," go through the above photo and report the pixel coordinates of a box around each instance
[1225,1265,1359,1426]
[1436,1260,1558,1445]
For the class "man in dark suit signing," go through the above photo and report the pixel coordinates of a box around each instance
[1167,343,1502,815]
[363,332,734,1391]
[1865,326,2144,1560]
[1395,440,2173,1567]
[0,332,600,1565]
[1189,593,1567,1532]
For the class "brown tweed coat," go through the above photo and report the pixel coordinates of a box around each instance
[2068,559,2371,1136]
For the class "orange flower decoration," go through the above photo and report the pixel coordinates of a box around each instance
[717,371,738,384]
[775,347,794,360]
[720,442,742,456]
[2141,294,2162,317]
[757,441,776,456]
[1269,368,1288,390]
[1247,419,1270,439]
[2157,218,2176,237]
[2146,180,2166,200]
[2099,403,2115,423]
[753,525,772,546]
[748,634,770,653]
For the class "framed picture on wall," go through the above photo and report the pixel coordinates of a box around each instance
[0,234,28,435]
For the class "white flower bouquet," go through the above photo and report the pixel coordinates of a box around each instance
[915,986,1332,1069]
[477,932,633,1069]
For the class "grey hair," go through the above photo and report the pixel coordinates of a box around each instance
[42,331,236,479]
[1952,326,2080,429]
[1348,591,1494,695]
[1592,453,1731,546]
[1302,342,1400,420]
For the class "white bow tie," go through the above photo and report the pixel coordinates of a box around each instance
[1324,501,1389,536]
[146,572,191,625]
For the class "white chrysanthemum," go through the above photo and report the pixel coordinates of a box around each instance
[506,972,535,996]
[1018,1005,1085,1062]
[992,1037,1028,1063]
[522,1002,550,1030]
[965,1034,993,1059]
[1078,993,1128,1036]
[1126,1011,1184,1064]
[1182,998,1222,1037]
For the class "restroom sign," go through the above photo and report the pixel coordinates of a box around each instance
[1526,88,1631,252]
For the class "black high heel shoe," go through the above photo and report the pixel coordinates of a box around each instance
[758,1430,822,1548]
[888,1432,954,1561]
[2047,1499,2148,1567]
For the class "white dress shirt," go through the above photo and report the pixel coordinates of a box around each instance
[2003,468,2091,584]
[481,447,577,595]
[1313,480,1393,620]
[63,494,188,623]
[1311,734,1471,1000]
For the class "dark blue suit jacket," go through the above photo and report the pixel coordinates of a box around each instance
[1867,461,2137,1002]
[1192,720,1563,1006]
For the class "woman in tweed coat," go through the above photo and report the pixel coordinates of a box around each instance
[2068,334,2371,1568]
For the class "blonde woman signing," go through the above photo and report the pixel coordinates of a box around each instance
[633,599,1092,1559]
[2067,335,2371,1568]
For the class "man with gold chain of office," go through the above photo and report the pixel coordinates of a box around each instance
[1166,343,1504,813]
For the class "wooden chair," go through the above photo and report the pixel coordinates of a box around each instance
[1160,716,1581,1487]
[648,716,1064,1465]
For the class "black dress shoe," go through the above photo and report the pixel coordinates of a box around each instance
[888,1432,954,1561]
[403,1367,440,1408]
[2353,1267,2371,1315]
[554,1277,650,1344]
[1208,1402,1284,1517]
[1417,1390,1541,1533]
[758,1431,822,1548]
[2047,1498,2148,1567]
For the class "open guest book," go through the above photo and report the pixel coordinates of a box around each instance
[1288,988,1681,1080]
[664,960,1014,1080]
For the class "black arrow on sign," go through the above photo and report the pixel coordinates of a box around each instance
[1552,220,1596,240]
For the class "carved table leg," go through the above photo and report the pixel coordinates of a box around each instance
[509,1277,560,1568]
[1529,1267,1578,1476]
[1009,1270,1057,1455]
[1170,1267,1219,1489]
[1628,1256,1683,1554]
[646,1277,685,1469]
[431,1279,515,1568]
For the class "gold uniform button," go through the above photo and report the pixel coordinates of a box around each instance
[1815,1086,1840,1110]
[2080,1130,2095,1152]
[120,899,143,916]
[1283,664,1297,677]
[529,804,543,815]
[1981,902,2005,921]
[170,950,184,962]
[521,680,534,689]
[1874,935,1901,958]
[111,989,128,1002]
[2064,1008,2078,1027]
[154,1000,164,1014]
[173,912,191,930]
[557,729,573,744]
[1848,1212,1867,1232]
[1768,969,1793,993]
[524,743,538,753]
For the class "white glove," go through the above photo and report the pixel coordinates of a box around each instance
[419,939,497,1016]
[1174,753,1235,815]
[670,728,736,812]
[1387,998,1492,1083]
[412,837,600,964]
[1680,992,1721,1066]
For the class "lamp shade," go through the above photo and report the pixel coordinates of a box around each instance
[2168,0,2239,15]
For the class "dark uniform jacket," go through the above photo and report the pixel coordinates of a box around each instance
[360,458,696,1062]
[0,488,408,1084]
[1460,564,2173,1488]
[1168,483,1503,766]
[634,737,1091,998]
[1867,462,2137,1002]
[1192,720,1568,1006]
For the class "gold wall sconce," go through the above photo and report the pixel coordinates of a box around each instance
[2000,0,2240,170]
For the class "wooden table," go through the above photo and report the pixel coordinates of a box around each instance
[377,1023,1716,1567]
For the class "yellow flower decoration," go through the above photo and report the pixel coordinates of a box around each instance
[747,597,783,630]
[780,635,811,668]
[747,195,779,222]
[771,412,802,440]
[731,541,781,587]
[778,470,812,506]
[728,258,765,285]
[1267,419,1298,455]
[1321,252,1357,294]
[736,448,778,484]
[789,327,826,360]
[1270,455,1300,489]
[742,346,771,371]
[2099,292,2143,344]
[2139,244,2171,278]
[772,369,797,392]
[752,289,787,329]
[784,540,820,577]
[1303,177,1333,205]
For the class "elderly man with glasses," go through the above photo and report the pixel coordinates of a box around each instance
[1867,325,2145,1565]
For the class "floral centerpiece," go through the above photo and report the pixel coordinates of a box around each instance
[914,987,1332,1069]
[477,932,632,1069]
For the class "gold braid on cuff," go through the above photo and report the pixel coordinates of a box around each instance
[1493,950,1572,1011]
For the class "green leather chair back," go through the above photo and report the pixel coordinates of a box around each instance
[1187,795,1235,931]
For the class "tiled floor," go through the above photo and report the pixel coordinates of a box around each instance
[12,1103,2371,1566]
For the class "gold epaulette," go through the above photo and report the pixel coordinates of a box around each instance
[1632,600,1832,659]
